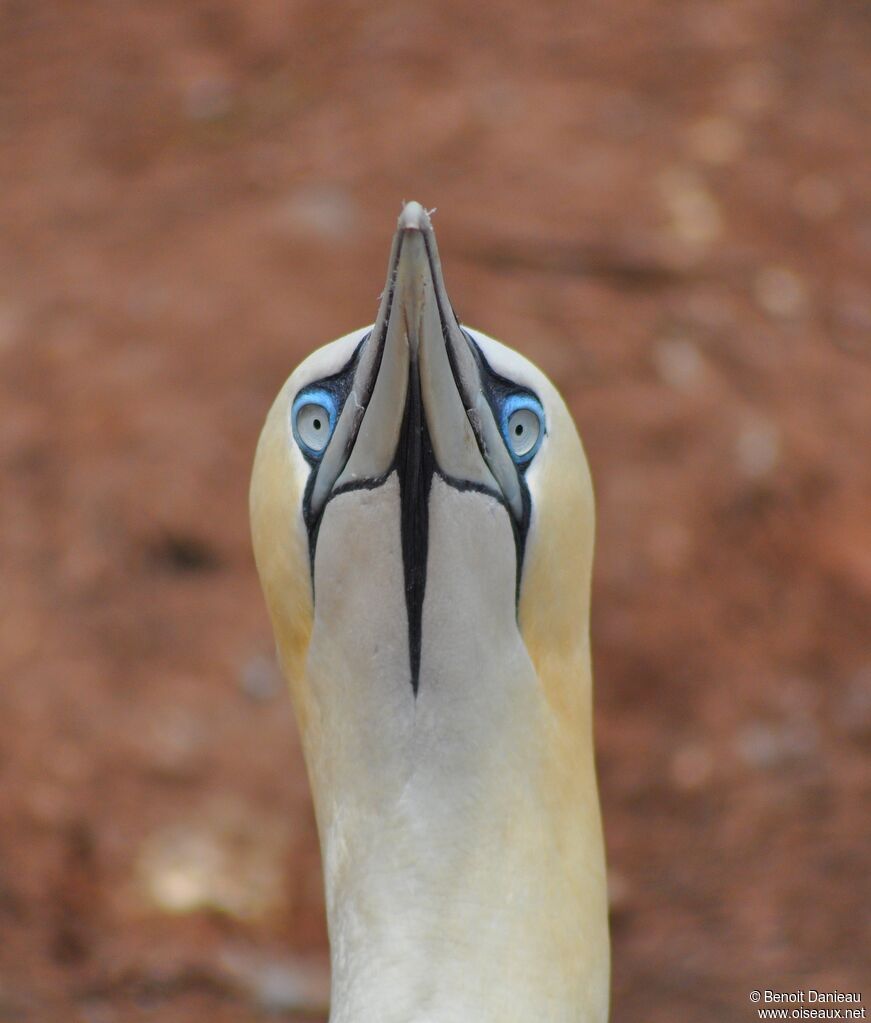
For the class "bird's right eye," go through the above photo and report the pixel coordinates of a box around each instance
[499,392,545,465]
[292,388,338,457]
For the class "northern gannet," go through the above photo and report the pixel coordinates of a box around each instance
[250,202,609,1022]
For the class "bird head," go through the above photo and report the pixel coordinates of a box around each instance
[251,202,608,1021]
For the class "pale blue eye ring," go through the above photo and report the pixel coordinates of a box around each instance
[291,387,338,457]
[500,393,545,464]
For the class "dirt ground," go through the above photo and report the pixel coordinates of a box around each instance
[1,2,870,1021]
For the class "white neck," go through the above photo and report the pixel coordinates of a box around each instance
[320,722,608,1023]
[300,476,608,1022]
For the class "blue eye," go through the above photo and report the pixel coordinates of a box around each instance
[500,393,545,464]
[292,388,338,457]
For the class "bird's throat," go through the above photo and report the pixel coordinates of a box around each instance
[396,348,434,695]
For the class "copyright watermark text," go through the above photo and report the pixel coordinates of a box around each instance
[749,990,865,1019]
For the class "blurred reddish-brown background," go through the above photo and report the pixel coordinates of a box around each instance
[1,2,869,1021]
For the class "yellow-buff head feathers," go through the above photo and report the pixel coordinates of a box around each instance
[251,202,609,1023]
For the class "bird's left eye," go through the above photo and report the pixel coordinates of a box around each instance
[292,389,338,457]
[500,393,545,464]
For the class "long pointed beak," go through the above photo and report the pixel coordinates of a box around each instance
[310,201,522,520]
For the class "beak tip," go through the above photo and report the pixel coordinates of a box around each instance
[398,200,432,234]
